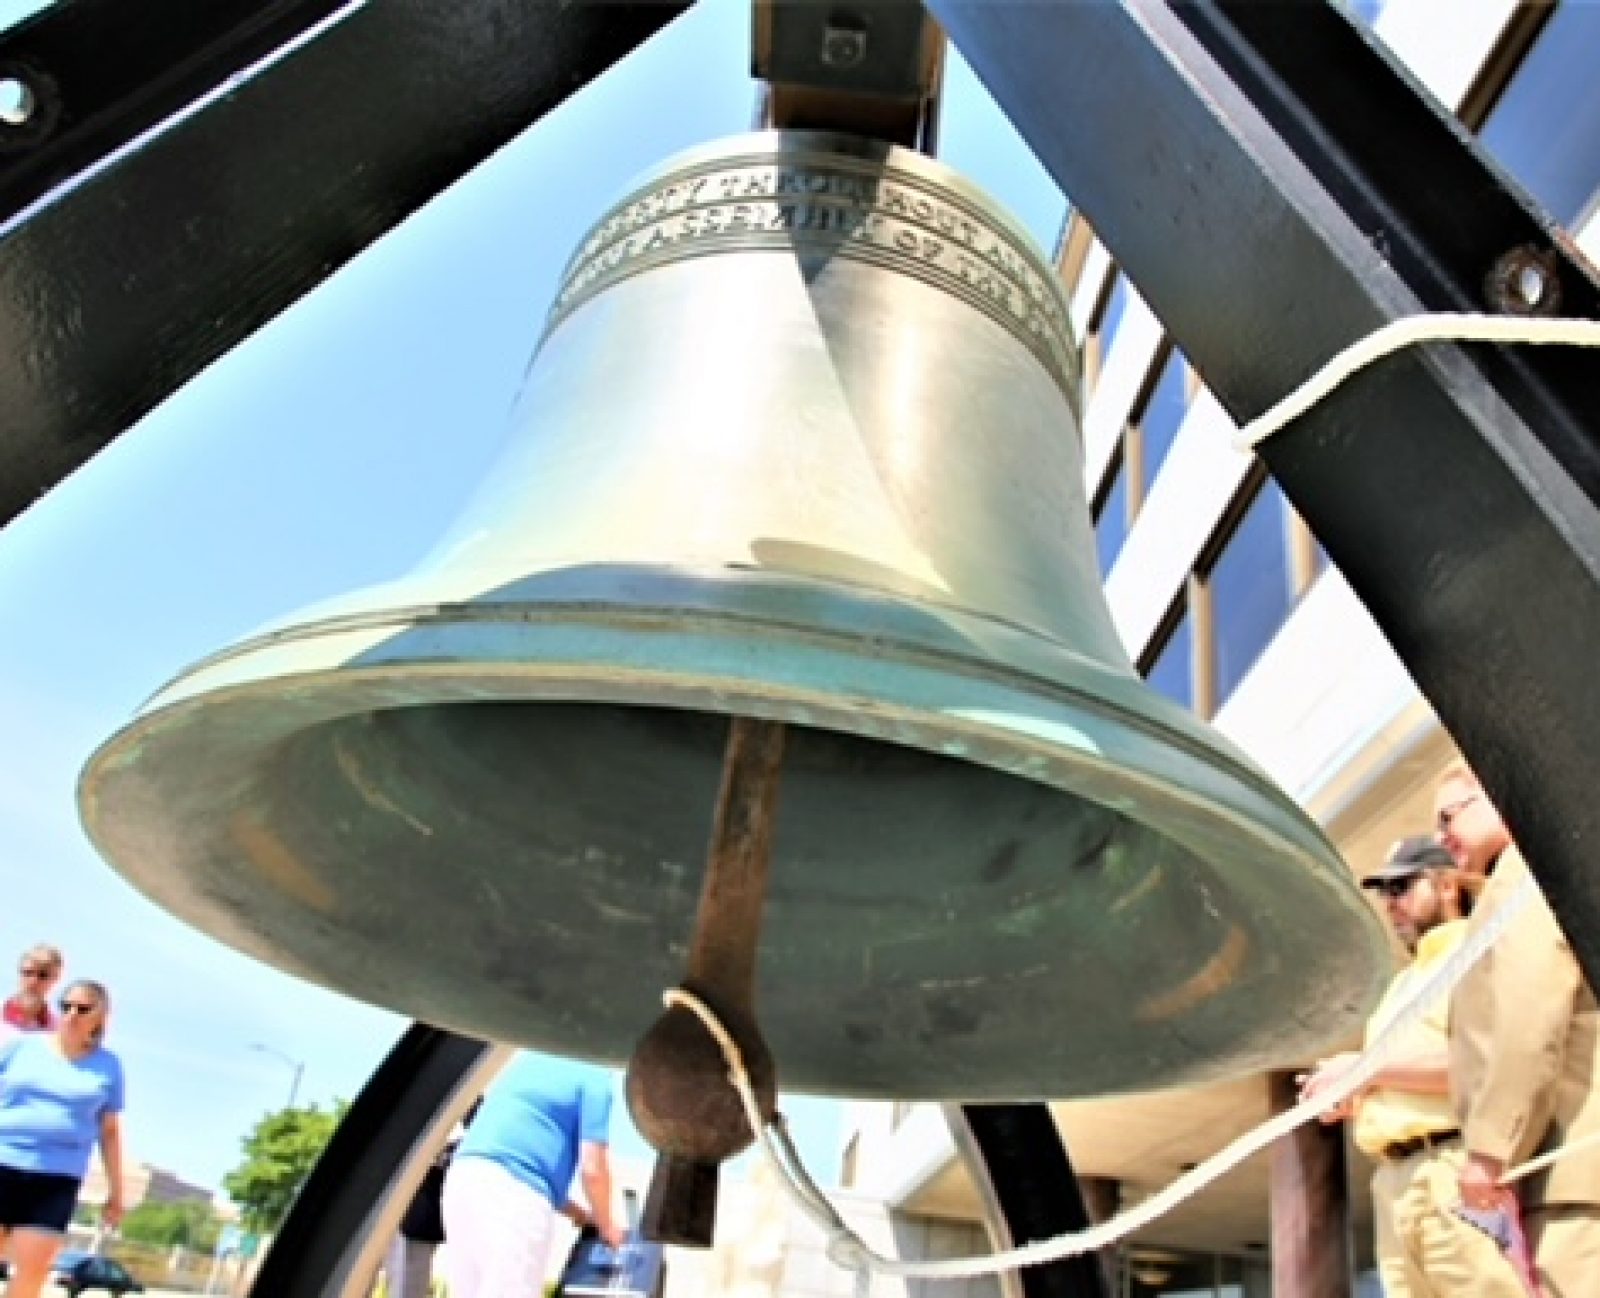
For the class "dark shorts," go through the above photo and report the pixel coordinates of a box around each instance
[0,1165,81,1233]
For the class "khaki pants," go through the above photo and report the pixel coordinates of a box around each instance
[1526,1203,1600,1298]
[1370,1142,1527,1298]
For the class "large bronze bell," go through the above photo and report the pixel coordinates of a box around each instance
[80,132,1386,1100]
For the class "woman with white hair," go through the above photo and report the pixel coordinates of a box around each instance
[2,945,63,1033]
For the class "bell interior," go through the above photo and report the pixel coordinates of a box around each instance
[147,696,1336,1098]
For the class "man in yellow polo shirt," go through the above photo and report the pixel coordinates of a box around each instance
[1301,836,1523,1297]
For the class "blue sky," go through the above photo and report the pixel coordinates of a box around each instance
[0,0,1065,1194]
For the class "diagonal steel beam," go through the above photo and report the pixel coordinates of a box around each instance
[0,0,353,223]
[247,1025,502,1298]
[0,0,691,527]
[949,1104,1110,1298]
[931,0,1600,990]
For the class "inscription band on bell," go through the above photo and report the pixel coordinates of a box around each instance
[545,147,1079,398]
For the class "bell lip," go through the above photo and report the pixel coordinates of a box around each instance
[82,574,1379,918]
[565,129,1072,310]
[78,577,1392,1095]
[99,574,1299,834]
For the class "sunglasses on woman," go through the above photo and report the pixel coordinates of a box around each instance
[59,999,100,1016]
[1436,794,1480,833]
[19,966,52,981]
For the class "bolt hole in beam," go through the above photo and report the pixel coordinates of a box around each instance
[0,74,36,125]
[1485,245,1564,317]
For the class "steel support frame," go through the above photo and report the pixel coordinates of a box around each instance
[929,0,1600,987]
[6,2,1600,1297]
[946,1105,1111,1298]
[0,0,690,525]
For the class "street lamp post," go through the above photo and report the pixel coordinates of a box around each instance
[250,1043,306,1110]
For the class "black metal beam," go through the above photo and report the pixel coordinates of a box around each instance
[0,0,690,528]
[951,1104,1110,1298]
[0,0,352,222]
[1181,0,1600,482]
[248,1024,489,1298]
[930,0,1600,990]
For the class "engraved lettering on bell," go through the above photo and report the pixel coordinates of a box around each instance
[551,147,1075,395]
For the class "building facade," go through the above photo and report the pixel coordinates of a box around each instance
[839,2,1600,1294]
[80,1157,215,1213]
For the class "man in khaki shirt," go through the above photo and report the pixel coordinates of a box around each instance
[1302,836,1523,1297]
[1439,767,1600,1297]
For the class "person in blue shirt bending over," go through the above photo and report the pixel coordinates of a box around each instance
[0,979,126,1298]
[442,1051,623,1298]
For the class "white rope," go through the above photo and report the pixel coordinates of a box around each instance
[1233,312,1600,453]
[666,873,1535,1289]
[1503,1127,1600,1186]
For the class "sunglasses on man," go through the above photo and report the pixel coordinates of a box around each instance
[59,999,99,1016]
[19,965,52,981]
[1369,874,1426,900]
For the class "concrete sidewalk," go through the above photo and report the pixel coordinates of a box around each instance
[1,1285,193,1297]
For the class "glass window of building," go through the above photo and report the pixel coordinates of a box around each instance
[1093,456,1132,578]
[1204,479,1296,705]
[1133,348,1191,498]
[1144,607,1195,711]
[1055,214,1095,302]
[1092,270,1132,362]
[1118,1249,1262,1295]
[1478,3,1600,228]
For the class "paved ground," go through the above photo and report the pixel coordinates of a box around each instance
[1,1285,194,1297]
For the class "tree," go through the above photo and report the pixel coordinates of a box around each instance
[121,1199,223,1253]
[223,1102,347,1234]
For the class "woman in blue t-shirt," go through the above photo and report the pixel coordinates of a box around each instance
[442,1052,621,1298]
[0,979,126,1298]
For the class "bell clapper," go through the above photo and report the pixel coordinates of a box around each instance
[625,716,786,1247]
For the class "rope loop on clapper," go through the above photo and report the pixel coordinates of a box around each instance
[662,309,1600,1292]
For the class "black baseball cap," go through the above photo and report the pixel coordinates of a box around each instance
[1361,835,1456,888]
